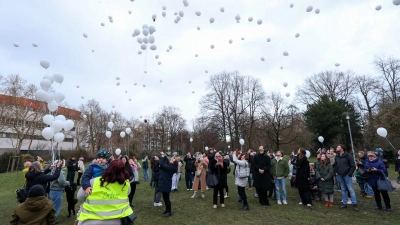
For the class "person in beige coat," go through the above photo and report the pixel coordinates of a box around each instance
[191,153,209,198]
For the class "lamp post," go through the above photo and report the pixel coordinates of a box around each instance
[239,138,244,151]
[190,137,193,154]
[344,112,356,163]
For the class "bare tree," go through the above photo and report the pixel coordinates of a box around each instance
[296,70,357,105]
[374,55,400,104]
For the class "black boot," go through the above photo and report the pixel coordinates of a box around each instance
[241,204,250,210]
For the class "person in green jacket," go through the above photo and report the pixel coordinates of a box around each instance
[49,161,70,223]
[270,151,290,205]
[316,154,334,207]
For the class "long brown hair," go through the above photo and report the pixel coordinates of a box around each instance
[320,154,327,168]
[298,148,306,161]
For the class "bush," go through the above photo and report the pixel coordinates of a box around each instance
[0,152,20,173]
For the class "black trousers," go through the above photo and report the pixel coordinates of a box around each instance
[128,182,137,204]
[372,186,391,209]
[298,189,312,205]
[225,182,229,193]
[238,186,248,205]
[268,183,276,197]
[213,186,224,204]
[76,172,83,185]
[162,192,171,213]
[256,188,269,205]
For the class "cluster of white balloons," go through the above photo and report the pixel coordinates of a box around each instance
[133,24,157,51]
[42,115,75,143]
[182,0,189,7]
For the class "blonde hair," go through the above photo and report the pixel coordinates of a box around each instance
[309,163,314,170]
[30,161,43,173]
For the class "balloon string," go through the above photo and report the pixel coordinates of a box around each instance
[385,137,397,151]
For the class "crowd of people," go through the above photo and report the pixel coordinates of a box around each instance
[10,145,398,224]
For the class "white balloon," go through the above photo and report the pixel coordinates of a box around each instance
[54,92,65,103]
[189,80,192,84]
[101,23,105,26]
[283,51,289,56]
[283,82,288,87]
[209,17,215,23]
[306,6,313,12]
[205,70,208,73]
[63,120,74,131]
[143,37,149,44]
[115,148,121,155]
[35,89,47,101]
[195,11,201,16]
[45,92,54,103]
[290,3,294,8]
[318,136,324,143]
[394,0,400,6]
[137,37,143,44]
[179,11,184,17]
[120,131,126,138]
[76,85,80,88]
[229,39,233,44]
[55,115,66,122]
[53,132,65,143]
[142,24,148,29]
[40,60,50,69]
[106,131,111,138]
[158,61,161,65]
[306,150,311,158]
[377,127,387,137]
[335,63,340,67]
[248,17,253,22]
[42,127,55,140]
[126,128,132,134]
[40,79,52,91]
[108,122,114,129]
[155,55,159,59]
[53,73,64,84]
[267,38,271,42]
[32,43,38,47]
[149,25,156,34]
[116,77,120,80]
[142,28,149,36]
[109,19,113,23]
[235,14,241,20]
[108,16,112,19]
[281,66,283,69]
[236,20,240,23]
[162,11,166,17]
[286,93,290,97]
[295,33,300,38]
[220,7,224,12]
[13,42,19,47]
[257,19,262,25]
[43,75,54,84]
[261,57,265,61]
[134,83,137,85]
[133,29,140,36]
[241,37,244,40]
[51,120,64,132]
[162,6,166,10]
[83,33,87,38]
[81,96,84,99]
[143,84,146,87]
[128,10,132,14]
[169,45,172,50]
[116,82,120,86]
[239,138,245,145]
[176,16,181,21]
[195,54,198,57]
[149,35,155,43]
[43,114,55,125]
[152,14,157,19]
[375,5,382,11]
[315,9,320,14]
[197,26,200,30]
[150,44,157,50]
[192,91,195,94]
[138,51,142,55]
[210,44,214,49]
[166,49,170,52]
[141,44,147,50]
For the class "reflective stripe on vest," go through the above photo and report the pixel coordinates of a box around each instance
[78,177,133,221]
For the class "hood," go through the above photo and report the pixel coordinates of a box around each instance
[25,196,48,211]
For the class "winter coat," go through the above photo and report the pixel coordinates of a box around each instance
[364,158,387,188]
[10,196,56,225]
[271,157,290,178]
[357,155,368,169]
[334,152,356,176]
[377,153,389,168]
[326,153,336,166]
[131,162,141,182]
[50,169,70,190]
[395,155,400,173]
[142,158,149,169]
[25,167,61,193]
[67,158,78,172]
[210,159,229,189]
[232,154,249,187]
[253,152,272,191]
[315,161,334,194]
[193,159,208,191]
[152,161,161,182]
[295,156,310,192]
[124,162,134,181]
[157,157,178,193]
[77,160,85,173]
[184,156,196,172]
[81,163,108,190]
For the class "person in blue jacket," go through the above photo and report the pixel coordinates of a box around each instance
[81,149,111,195]
[364,151,392,212]
[157,152,178,217]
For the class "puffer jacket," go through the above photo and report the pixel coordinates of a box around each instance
[232,154,249,187]
[10,196,56,225]
[364,158,387,188]
[316,161,334,194]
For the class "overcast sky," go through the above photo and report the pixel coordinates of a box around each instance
[1,0,399,126]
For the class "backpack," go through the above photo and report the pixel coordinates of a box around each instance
[16,188,27,203]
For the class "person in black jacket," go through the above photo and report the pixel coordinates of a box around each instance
[121,155,135,206]
[295,148,312,206]
[210,152,229,208]
[184,153,196,190]
[253,146,272,206]
[66,156,78,183]
[157,152,178,217]
[25,160,63,193]
[151,156,162,207]
[395,150,400,183]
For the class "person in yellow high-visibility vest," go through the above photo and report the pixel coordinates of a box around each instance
[77,160,136,225]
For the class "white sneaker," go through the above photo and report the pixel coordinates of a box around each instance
[191,194,197,198]
[277,200,282,205]
[347,198,352,205]
[213,204,217,209]
[282,200,287,205]
[299,202,303,205]
[224,193,229,198]
[202,193,205,198]
[189,189,193,191]
[221,204,225,208]
[187,189,189,191]
[154,202,162,207]
[307,204,312,207]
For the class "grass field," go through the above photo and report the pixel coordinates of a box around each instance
[1,160,399,225]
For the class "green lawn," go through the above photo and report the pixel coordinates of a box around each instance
[1,162,399,225]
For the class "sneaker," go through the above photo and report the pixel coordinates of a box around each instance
[213,204,217,209]
[202,193,205,198]
[224,193,229,198]
[187,189,189,191]
[154,202,162,207]
[298,202,303,205]
[277,200,282,205]
[282,200,287,205]
[306,204,312,207]
[353,205,359,211]
[347,198,352,205]
[254,193,258,198]
[221,204,225,208]
[191,193,197,198]
[189,189,193,191]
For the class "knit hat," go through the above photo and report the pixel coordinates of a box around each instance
[97,149,110,159]
[375,148,383,153]
[28,184,45,197]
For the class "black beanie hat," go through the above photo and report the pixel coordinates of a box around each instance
[28,184,45,198]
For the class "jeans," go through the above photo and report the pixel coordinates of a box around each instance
[185,172,193,189]
[372,186,391,209]
[153,181,162,203]
[171,173,180,190]
[274,178,287,201]
[365,183,374,196]
[49,190,63,217]
[248,175,252,187]
[143,168,149,181]
[336,175,357,205]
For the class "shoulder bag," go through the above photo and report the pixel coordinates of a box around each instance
[377,172,393,192]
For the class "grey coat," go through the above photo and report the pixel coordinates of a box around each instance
[232,154,249,187]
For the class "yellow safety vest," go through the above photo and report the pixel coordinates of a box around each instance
[78,177,133,221]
